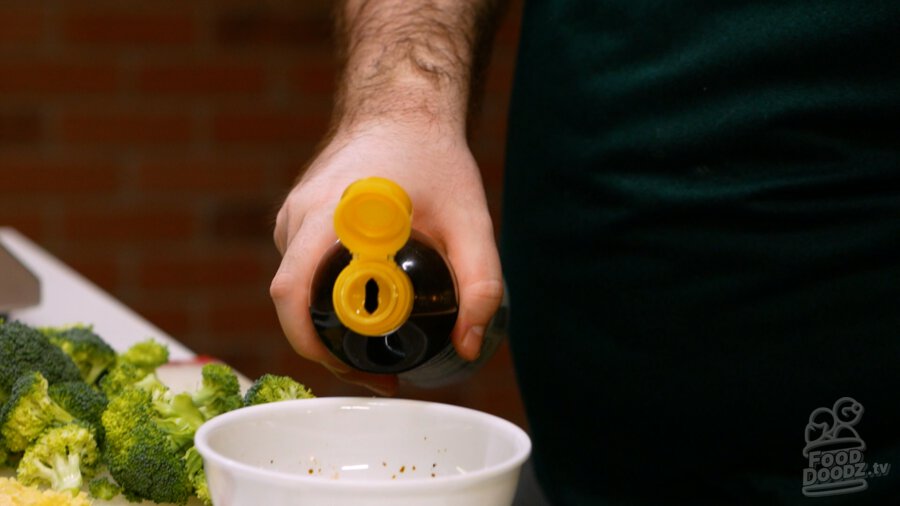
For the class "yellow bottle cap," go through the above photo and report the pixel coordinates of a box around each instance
[332,177,414,336]
[334,177,412,258]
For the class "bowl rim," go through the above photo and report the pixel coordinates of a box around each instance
[194,396,532,491]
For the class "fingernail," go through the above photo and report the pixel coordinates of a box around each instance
[462,326,484,360]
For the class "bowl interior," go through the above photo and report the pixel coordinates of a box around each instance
[197,398,531,484]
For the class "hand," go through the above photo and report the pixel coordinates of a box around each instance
[270,121,504,396]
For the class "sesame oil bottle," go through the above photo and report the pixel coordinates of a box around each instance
[309,177,506,387]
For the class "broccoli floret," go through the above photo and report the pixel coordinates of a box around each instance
[0,439,20,469]
[0,372,74,452]
[88,476,122,500]
[103,380,220,504]
[102,360,237,504]
[119,339,169,371]
[184,446,211,505]
[102,388,194,504]
[0,321,81,402]
[192,363,242,420]
[99,340,169,397]
[40,324,116,385]
[151,389,205,451]
[243,374,315,406]
[134,370,169,393]
[16,422,100,494]
[49,381,108,444]
[100,361,153,396]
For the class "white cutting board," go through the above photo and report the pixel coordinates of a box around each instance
[1,362,252,505]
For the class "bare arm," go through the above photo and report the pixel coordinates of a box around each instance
[334,0,501,132]
[271,0,506,395]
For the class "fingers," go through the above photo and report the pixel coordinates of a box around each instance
[270,215,344,370]
[269,203,397,395]
[443,213,504,362]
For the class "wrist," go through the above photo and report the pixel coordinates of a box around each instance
[330,110,468,153]
[333,57,470,139]
[346,89,466,133]
[332,1,480,139]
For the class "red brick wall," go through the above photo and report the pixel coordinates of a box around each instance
[1,2,526,428]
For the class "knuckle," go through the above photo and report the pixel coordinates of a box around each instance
[269,271,295,301]
[465,278,504,305]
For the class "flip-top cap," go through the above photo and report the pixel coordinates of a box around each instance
[333,177,412,258]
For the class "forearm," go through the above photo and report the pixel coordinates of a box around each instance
[334,0,503,137]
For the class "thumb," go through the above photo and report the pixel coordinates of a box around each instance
[444,222,504,362]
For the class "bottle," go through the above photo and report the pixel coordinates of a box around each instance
[309,177,507,387]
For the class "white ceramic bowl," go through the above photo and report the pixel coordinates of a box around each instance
[194,397,532,506]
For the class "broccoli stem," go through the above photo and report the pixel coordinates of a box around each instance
[31,452,84,493]
[153,392,205,451]
[83,364,107,386]
[47,402,75,426]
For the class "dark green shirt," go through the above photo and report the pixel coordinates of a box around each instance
[501,1,900,504]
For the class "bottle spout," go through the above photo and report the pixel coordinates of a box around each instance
[332,177,414,336]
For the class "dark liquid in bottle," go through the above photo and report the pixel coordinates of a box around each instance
[309,231,458,374]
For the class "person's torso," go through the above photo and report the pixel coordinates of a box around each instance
[501,1,900,504]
